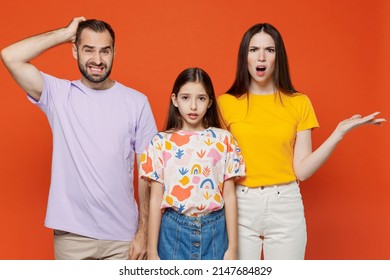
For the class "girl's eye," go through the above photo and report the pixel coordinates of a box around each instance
[266,48,275,53]
[199,96,207,101]
[181,96,189,100]
[249,48,257,52]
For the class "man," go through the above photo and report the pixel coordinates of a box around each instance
[1,17,157,260]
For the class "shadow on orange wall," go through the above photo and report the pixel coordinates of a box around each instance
[0,0,389,259]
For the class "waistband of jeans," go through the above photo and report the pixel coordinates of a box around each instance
[249,180,297,188]
[237,180,298,191]
[163,207,225,227]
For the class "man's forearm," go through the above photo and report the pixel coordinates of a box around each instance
[137,178,150,233]
[2,28,72,66]
[1,17,84,65]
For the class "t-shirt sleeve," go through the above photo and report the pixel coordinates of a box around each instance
[27,72,69,114]
[139,134,164,184]
[297,95,319,131]
[217,94,231,128]
[223,132,246,181]
[135,98,158,154]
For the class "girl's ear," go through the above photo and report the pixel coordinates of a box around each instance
[72,44,78,60]
[171,93,178,107]
[208,99,213,108]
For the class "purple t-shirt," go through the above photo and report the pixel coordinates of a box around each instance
[29,73,157,241]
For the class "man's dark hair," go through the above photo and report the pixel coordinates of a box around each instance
[75,19,115,47]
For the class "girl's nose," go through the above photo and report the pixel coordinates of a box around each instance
[190,99,197,110]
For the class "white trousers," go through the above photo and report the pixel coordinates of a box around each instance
[236,181,307,260]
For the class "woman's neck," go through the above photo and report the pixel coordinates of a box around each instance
[248,80,275,95]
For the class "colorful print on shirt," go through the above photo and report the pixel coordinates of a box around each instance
[140,127,245,216]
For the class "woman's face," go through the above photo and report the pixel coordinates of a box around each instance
[247,32,276,93]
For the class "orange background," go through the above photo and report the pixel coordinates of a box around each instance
[0,0,389,260]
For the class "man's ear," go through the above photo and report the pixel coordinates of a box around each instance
[171,93,178,107]
[72,44,78,60]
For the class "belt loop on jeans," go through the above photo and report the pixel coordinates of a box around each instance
[274,185,280,195]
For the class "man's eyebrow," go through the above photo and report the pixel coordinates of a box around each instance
[81,45,112,50]
[82,45,95,49]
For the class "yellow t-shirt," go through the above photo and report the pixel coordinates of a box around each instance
[218,92,319,187]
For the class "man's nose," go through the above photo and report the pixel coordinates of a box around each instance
[91,52,103,64]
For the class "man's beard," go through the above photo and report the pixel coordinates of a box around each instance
[78,62,113,84]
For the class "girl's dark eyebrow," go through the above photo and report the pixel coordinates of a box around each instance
[179,93,208,97]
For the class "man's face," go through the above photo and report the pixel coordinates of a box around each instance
[73,28,115,89]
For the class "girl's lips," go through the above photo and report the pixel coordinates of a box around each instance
[188,114,198,119]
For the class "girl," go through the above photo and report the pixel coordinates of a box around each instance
[218,23,386,260]
[140,67,245,260]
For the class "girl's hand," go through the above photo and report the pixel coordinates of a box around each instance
[223,247,237,260]
[146,248,161,260]
[147,253,161,260]
[334,112,386,138]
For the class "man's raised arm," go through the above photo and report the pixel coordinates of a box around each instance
[1,17,85,101]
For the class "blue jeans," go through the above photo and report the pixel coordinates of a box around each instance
[158,208,228,260]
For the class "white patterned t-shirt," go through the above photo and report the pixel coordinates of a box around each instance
[140,127,245,216]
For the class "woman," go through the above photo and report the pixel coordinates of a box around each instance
[218,23,385,260]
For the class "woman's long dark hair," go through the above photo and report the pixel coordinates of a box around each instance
[165,67,221,131]
[227,23,296,97]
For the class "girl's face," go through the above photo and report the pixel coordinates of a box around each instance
[171,82,211,131]
[247,32,276,93]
